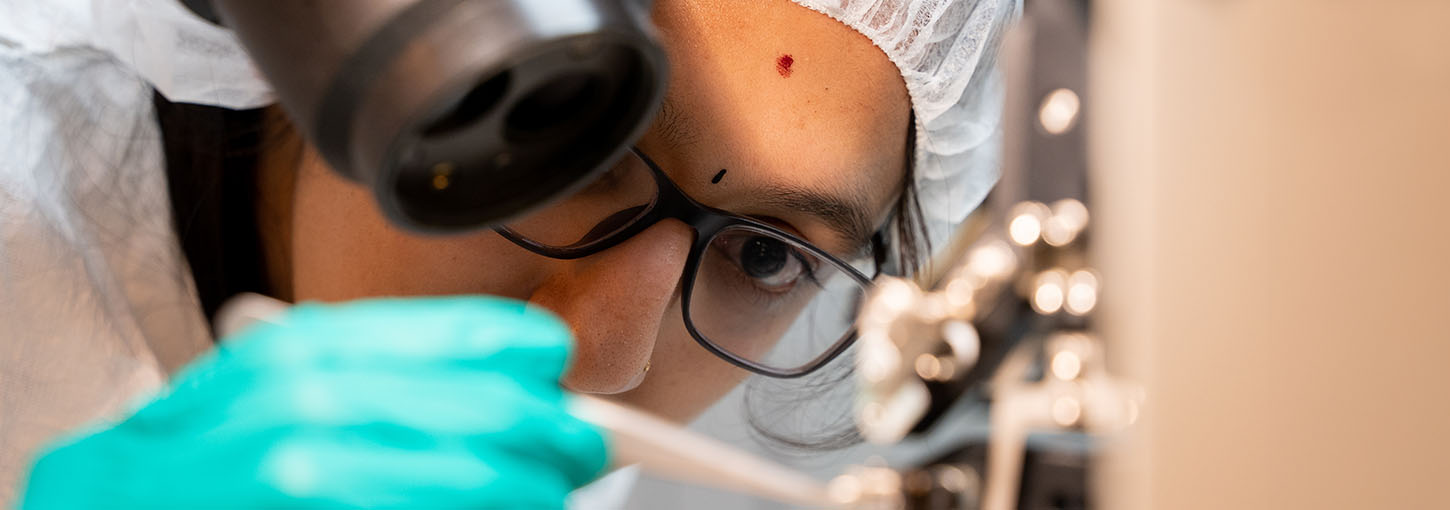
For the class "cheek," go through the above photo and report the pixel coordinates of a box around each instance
[609,317,752,423]
[290,162,552,302]
[380,235,550,299]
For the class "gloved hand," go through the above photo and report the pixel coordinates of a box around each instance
[19,297,608,509]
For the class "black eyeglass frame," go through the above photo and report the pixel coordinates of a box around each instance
[495,147,877,378]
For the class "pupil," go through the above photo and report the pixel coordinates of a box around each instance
[741,236,788,277]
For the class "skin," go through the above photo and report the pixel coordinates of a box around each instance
[258,0,913,423]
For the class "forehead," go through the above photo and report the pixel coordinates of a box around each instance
[647,0,913,219]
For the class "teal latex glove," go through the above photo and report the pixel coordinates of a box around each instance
[20,297,608,509]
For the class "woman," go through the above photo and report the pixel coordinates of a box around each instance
[0,0,1013,506]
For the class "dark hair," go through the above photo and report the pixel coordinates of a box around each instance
[153,92,272,326]
[893,113,931,276]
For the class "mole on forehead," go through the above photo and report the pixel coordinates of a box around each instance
[776,54,794,77]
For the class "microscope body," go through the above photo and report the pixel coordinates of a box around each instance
[184,0,667,233]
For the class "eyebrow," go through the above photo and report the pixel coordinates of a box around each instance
[655,96,878,254]
[656,95,700,150]
[755,184,878,256]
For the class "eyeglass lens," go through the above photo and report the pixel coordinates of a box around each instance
[500,150,870,374]
[503,151,658,249]
[687,224,867,372]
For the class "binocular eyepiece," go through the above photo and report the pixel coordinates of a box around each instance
[185,0,668,233]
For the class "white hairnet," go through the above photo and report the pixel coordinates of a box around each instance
[788,0,1020,251]
[0,3,264,503]
[0,0,273,109]
[0,29,212,509]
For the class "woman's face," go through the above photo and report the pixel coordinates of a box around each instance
[282,0,912,422]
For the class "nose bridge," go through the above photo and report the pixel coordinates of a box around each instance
[585,217,694,280]
[531,218,694,393]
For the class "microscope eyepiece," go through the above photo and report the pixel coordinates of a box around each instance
[188,0,667,233]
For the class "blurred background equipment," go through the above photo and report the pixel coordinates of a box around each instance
[1091,0,1450,509]
[841,2,1140,509]
[182,0,667,232]
[825,0,1450,507]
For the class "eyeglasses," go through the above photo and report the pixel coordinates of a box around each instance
[495,147,877,378]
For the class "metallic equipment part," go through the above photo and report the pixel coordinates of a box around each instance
[853,0,1101,443]
[904,442,1086,510]
[830,462,908,510]
[848,2,1147,509]
[900,464,984,510]
[981,334,1140,510]
[850,0,1099,441]
[187,0,667,232]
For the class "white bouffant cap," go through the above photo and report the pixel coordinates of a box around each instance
[789,0,1020,252]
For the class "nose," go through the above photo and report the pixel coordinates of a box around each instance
[527,219,694,393]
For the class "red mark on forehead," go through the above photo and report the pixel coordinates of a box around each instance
[776,54,794,78]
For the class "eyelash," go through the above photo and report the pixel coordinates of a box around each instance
[709,235,821,302]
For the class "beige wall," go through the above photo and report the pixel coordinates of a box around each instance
[1092,1,1450,509]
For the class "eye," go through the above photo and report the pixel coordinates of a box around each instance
[718,234,813,292]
